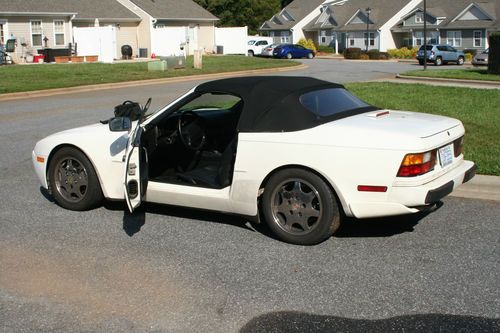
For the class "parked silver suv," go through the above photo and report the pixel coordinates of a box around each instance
[416,44,465,66]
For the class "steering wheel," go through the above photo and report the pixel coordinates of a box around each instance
[177,111,207,151]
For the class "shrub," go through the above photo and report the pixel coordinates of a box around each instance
[317,45,334,53]
[379,52,389,60]
[387,47,419,59]
[298,38,317,53]
[488,32,500,75]
[367,49,380,59]
[463,49,477,56]
[465,53,473,62]
[360,53,370,60]
[343,47,362,59]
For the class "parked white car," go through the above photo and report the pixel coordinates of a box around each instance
[32,77,475,245]
[247,37,273,56]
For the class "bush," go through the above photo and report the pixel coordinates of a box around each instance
[379,52,389,60]
[465,53,473,62]
[367,49,380,59]
[317,45,334,53]
[463,49,477,56]
[488,32,500,75]
[387,47,419,59]
[360,53,370,60]
[343,47,362,59]
[298,38,317,54]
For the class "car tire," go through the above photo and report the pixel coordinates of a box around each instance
[418,60,424,65]
[435,57,442,66]
[48,147,103,211]
[286,53,292,59]
[248,50,254,57]
[307,52,314,59]
[457,56,464,65]
[261,168,341,245]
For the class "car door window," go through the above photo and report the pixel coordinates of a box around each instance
[179,93,241,113]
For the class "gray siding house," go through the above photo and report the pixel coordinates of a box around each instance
[302,0,419,52]
[391,0,500,51]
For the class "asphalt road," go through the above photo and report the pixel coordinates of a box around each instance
[0,59,499,333]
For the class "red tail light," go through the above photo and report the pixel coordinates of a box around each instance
[397,150,437,177]
[454,136,463,157]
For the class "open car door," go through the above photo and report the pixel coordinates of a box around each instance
[124,99,151,212]
[124,125,148,212]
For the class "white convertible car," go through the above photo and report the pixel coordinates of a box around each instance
[32,77,476,245]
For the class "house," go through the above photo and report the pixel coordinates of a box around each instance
[0,0,218,62]
[115,0,218,57]
[260,0,499,53]
[259,0,327,45]
[391,0,500,51]
[0,0,141,61]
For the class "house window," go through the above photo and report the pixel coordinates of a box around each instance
[31,20,43,47]
[280,31,290,43]
[0,22,5,44]
[54,20,65,46]
[474,30,482,47]
[320,30,327,44]
[349,36,355,46]
[446,31,461,47]
[269,31,275,37]
[415,12,424,23]
[364,32,375,46]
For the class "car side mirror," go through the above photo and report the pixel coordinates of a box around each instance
[109,117,132,132]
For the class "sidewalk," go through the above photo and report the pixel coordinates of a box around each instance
[394,73,500,89]
[451,175,500,202]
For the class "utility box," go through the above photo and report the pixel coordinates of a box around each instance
[147,60,166,71]
[160,56,186,69]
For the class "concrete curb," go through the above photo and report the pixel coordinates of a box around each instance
[0,63,307,102]
[396,74,500,87]
[451,174,500,202]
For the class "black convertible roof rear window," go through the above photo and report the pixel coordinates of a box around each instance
[299,88,370,117]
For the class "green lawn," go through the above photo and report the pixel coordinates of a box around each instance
[0,56,299,94]
[346,82,500,176]
[403,68,500,82]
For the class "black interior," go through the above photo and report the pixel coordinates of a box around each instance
[143,100,243,189]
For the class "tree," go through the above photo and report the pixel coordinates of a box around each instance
[281,0,294,8]
[194,0,281,34]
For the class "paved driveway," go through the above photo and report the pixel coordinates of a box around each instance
[0,59,499,333]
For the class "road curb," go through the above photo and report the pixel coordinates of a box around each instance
[450,174,500,202]
[0,63,307,102]
[396,74,500,87]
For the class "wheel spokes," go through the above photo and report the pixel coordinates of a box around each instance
[54,157,88,202]
[272,179,322,235]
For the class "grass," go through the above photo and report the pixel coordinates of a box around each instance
[346,82,500,176]
[403,68,500,82]
[0,56,299,94]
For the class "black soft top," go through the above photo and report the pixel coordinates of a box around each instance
[194,76,376,133]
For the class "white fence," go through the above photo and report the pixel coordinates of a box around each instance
[215,27,248,55]
[73,26,117,63]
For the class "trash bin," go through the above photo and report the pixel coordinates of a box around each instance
[139,48,148,58]
[39,48,70,62]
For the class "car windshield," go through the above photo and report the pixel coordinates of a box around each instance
[248,40,256,45]
[419,45,433,51]
[299,88,370,117]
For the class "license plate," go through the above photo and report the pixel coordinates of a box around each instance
[438,144,453,167]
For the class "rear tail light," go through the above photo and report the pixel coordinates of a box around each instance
[397,150,437,177]
[453,136,463,157]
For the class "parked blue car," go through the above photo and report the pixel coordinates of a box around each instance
[416,44,465,66]
[273,44,315,59]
